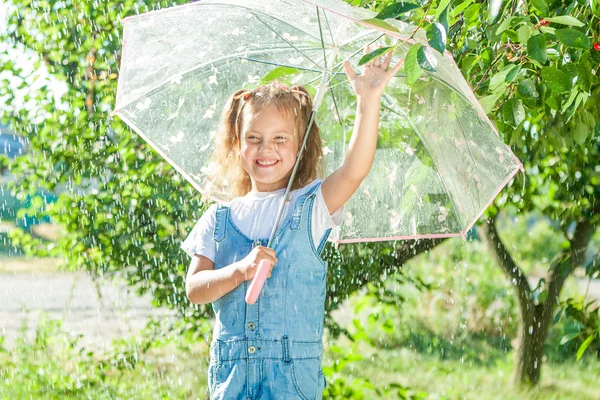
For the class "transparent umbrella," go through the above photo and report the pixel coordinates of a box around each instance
[111,0,524,247]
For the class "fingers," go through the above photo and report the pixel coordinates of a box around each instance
[382,49,393,70]
[258,246,277,265]
[363,45,373,67]
[343,60,357,81]
[388,57,405,77]
[373,45,381,68]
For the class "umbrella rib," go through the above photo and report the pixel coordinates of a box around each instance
[316,7,328,69]
[380,93,465,229]
[252,12,323,71]
[240,57,327,74]
[322,9,337,48]
[330,33,386,74]
[322,33,387,90]
[330,85,344,127]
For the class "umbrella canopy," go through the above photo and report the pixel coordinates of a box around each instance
[112,0,524,243]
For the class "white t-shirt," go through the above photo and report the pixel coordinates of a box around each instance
[181,179,344,262]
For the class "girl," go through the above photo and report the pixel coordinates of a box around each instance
[182,46,403,400]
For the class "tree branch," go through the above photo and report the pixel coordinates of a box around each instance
[545,219,596,315]
[479,216,532,312]
[325,238,446,315]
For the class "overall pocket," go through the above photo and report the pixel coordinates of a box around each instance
[290,358,321,400]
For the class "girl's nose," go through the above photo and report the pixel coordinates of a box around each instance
[259,140,275,153]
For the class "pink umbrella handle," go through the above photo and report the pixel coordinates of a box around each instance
[245,259,270,304]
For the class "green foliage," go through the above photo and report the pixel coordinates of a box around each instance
[344,238,518,363]
[0,314,210,399]
[554,297,600,361]
[358,46,395,66]
[375,2,421,20]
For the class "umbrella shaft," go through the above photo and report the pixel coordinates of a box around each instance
[266,50,338,248]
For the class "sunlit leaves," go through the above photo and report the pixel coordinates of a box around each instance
[375,2,420,19]
[358,46,394,66]
[530,0,549,16]
[517,79,538,99]
[544,16,584,27]
[541,66,572,93]
[555,29,593,50]
[527,34,548,64]
[404,44,424,85]
[258,66,299,85]
[417,45,437,71]
[426,22,446,54]
[361,18,400,33]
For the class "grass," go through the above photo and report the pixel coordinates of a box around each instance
[325,336,600,400]
[1,315,598,400]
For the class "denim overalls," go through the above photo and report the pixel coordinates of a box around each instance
[208,182,330,400]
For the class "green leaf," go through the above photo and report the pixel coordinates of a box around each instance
[560,331,582,345]
[464,3,481,25]
[490,65,516,91]
[555,29,592,49]
[495,17,515,36]
[451,0,473,18]
[361,18,400,33]
[426,22,447,54]
[577,59,592,91]
[439,5,450,34]
[541,66,572,92]
[517,78,538,98]
[517,24,533,44]
[405,44,424,85]
[417,46,437,71]
[505,65,521,83]
[527,34,547,64]
[435,0,451,20]
[530,0,549,16]
[544,16,585,27]
[358,46,394,66]
[479,92,503,114]
[576,334,595,361]
[375,2,420,20]
[258,66,299,85]
[573,115,589,145]
[502,98,526,127]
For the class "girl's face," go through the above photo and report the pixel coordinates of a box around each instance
[239,103,299,192]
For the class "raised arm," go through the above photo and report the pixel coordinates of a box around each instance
[321,46,404,214]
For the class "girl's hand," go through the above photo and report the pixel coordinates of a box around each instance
[343,45,404,100]
[239,245,278,281]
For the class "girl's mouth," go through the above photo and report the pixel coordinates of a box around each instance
[255,159,280,168]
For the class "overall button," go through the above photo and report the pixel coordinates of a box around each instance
[247,322,255,331]
[248,346,256,354]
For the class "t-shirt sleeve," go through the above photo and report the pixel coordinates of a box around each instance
[311,182,344,246]
[315,184,344,226]
[180,203,217,262]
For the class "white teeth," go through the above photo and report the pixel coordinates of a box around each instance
[257,160,277,166]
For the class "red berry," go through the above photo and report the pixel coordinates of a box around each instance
[540,19,550,26]
[594,42,600,51]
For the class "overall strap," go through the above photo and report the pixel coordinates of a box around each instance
[213,204,228,243]
[291,181,322,231]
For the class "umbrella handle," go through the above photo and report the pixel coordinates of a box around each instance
[245,259,270,304]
